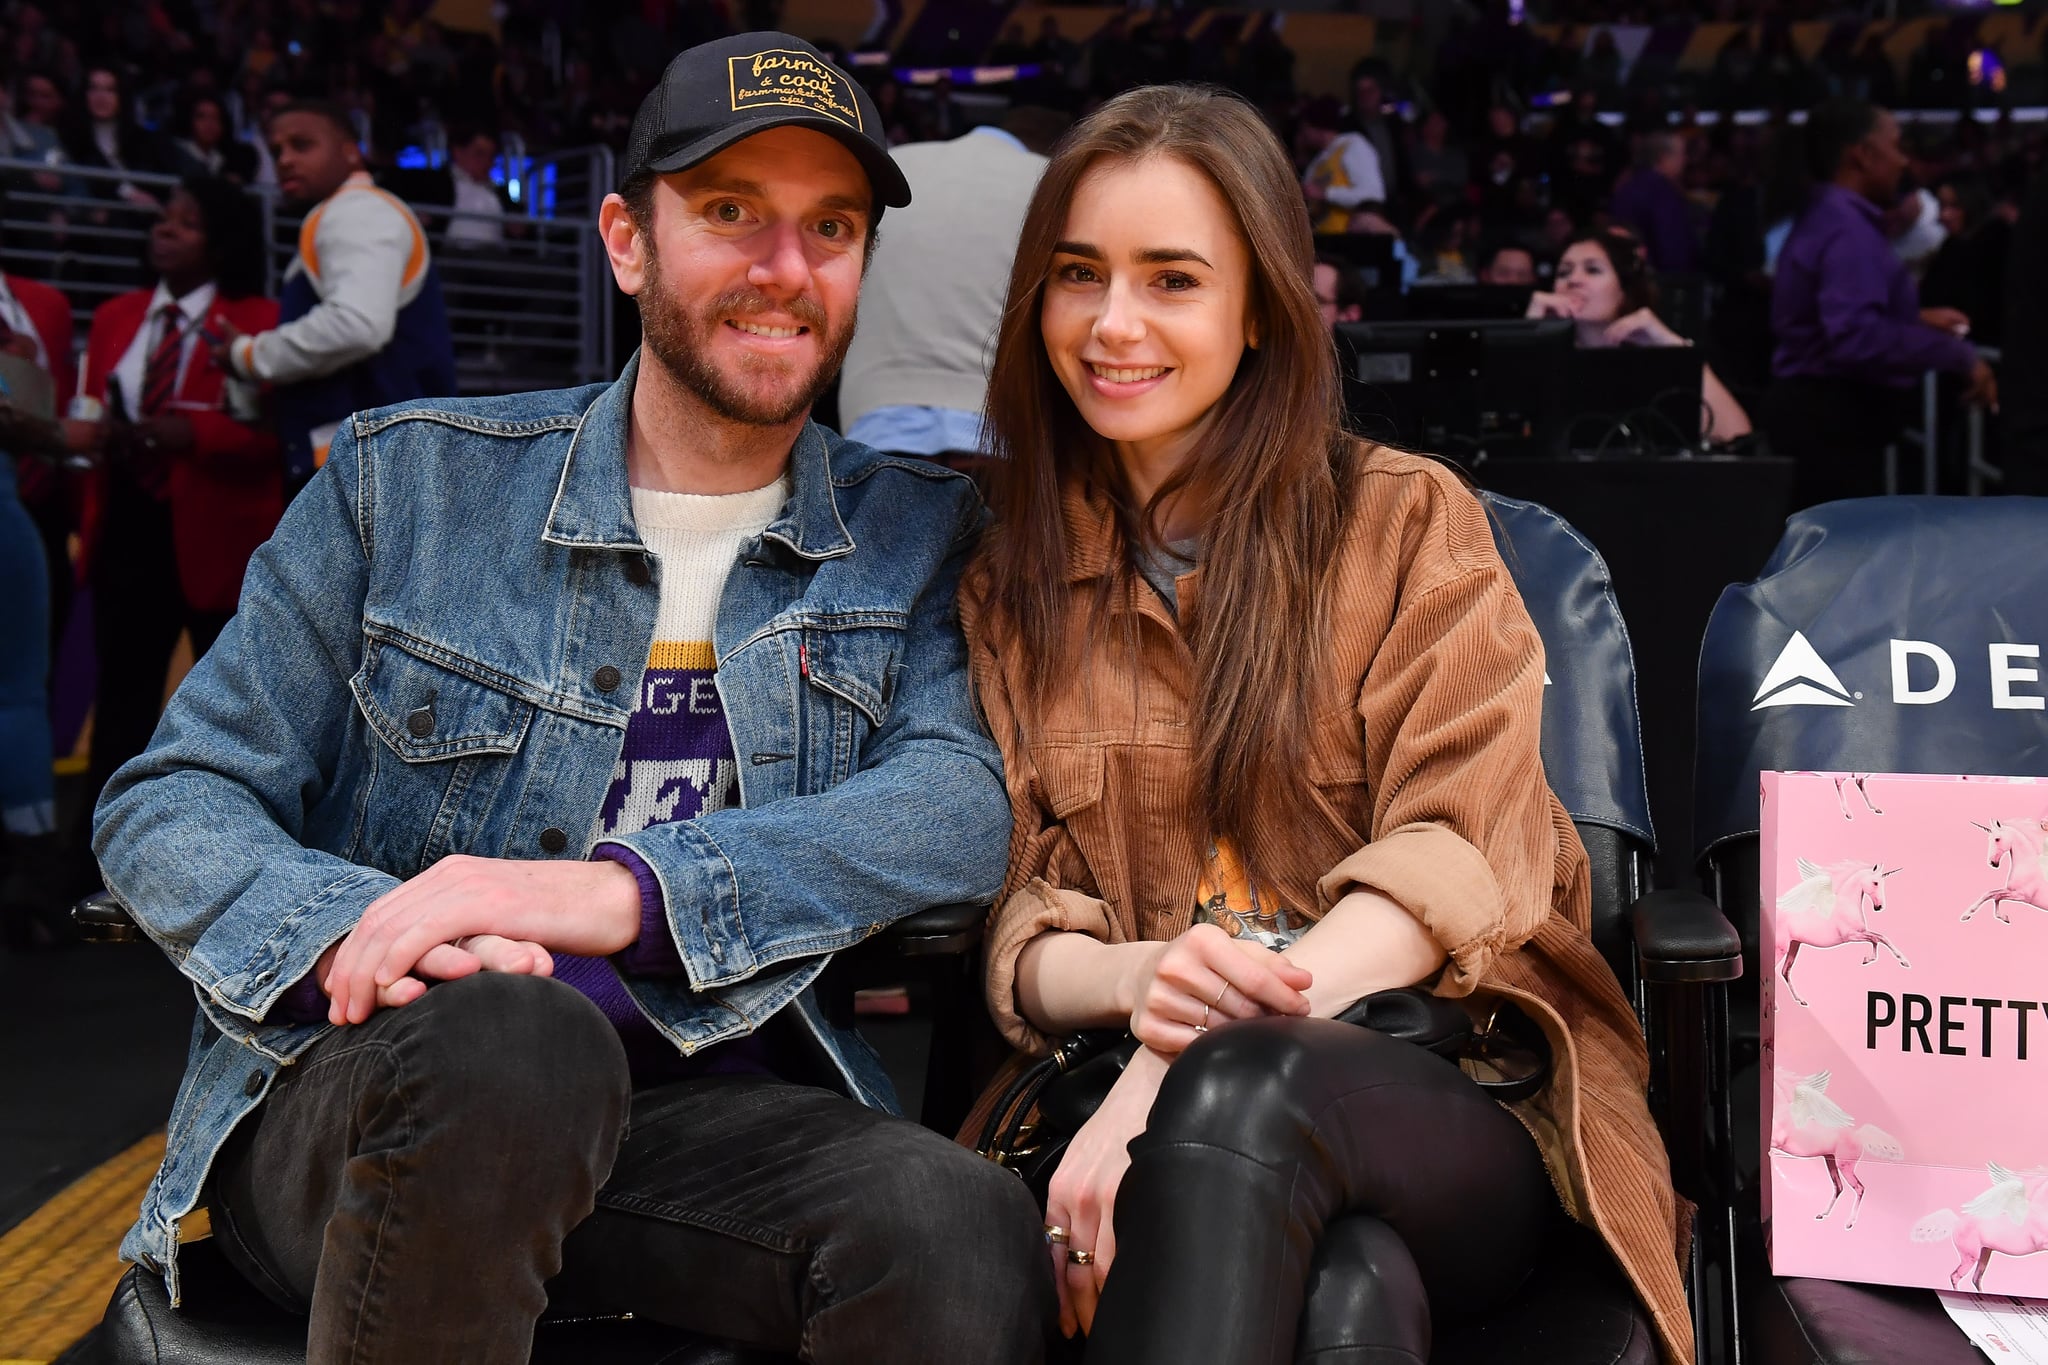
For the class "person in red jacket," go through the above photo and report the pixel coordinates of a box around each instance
[1,239,81,658]
[67,174,280,863]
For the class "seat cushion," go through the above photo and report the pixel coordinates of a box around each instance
[1743,1235,1978,1365]
[92,1240,793,1365]
[1433,1219,1657,1365]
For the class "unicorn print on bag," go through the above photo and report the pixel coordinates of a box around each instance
[1770,1069,1904,1229]
[1774,858,1909,1008]
[1960,818,2048,924]
[1912,1164,2048,1290]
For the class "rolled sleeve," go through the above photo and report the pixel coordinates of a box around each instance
[1316,822,1504,996]
[983,879,1117,1053]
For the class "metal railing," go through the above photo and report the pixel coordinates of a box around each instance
[0,149,615,396]
[1883,350,2003,496]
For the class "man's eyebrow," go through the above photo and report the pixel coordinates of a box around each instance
[1051,241,1212,268]
[816,193,871,217]
[691,177,769,198]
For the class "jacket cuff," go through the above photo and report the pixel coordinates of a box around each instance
[984,878,1117,1055]
[603,820,759,988]
[591,842,685,977]
[1316,823,1505,997]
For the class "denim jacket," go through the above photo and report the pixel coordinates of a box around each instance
[92,355,1011,1298]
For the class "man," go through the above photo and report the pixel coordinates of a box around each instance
[1313,254,1370,329]
[215,99,456,485]
[96,33,1050,1365]
[1609,132,1699,276]
[1300,96,1385,236]
[1344,59,1401,199]
[443,123,507,251]
[837,106,1066,472]
[1766,100,1994,508]
[1478,240,1537,287]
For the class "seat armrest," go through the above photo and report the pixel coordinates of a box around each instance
[875,902,986,957]
[72,891,143,943]
[1632,889,1743,984]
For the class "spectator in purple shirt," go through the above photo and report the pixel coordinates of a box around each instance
[1609,133,1700,277]
[1764,99,1997,509]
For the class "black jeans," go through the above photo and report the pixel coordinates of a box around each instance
[1084,1017,1553,1365]
[210,972,1054,1365]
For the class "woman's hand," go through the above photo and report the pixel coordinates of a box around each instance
[1601,307,1684,348]
[1525,291,1575,320]
[1042,1045,1170,1337]
[1120,921,1312,1054]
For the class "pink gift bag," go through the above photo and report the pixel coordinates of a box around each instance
[1761,770,2048,1294]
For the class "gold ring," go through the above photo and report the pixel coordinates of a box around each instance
[1210,982,1230,1009]
[1044,1225,1070,1244]
[1200,1002,1213,1030]
[1068,1248,1096,1266]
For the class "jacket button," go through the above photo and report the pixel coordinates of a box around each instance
[539,827,569,854]
[623,556,651,586]
[405,706,434,739]
[593,665,622,693]
[244,1071,265,1097]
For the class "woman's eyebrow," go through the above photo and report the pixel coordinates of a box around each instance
[1051,241,1212,268]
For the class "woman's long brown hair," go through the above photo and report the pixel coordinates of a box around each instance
[979,84,1359,893]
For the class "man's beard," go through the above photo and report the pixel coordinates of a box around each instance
[638,246,854,427]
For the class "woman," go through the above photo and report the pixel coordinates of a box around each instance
[1919,174,2008,350]
[68,176,280,852]
[1527,227,1751,443]
[964,86,1690,1365]
[170,91,258,184]
[59,66,168,207]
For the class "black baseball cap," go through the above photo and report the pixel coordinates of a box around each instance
[623,33,911,212]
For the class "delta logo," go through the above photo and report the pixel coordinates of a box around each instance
[1751,632,2048,713]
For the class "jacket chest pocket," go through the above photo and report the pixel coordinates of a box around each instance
[349,637,538,872]
[800,623,902,790]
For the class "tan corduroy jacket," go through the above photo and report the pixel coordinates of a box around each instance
[959,449,1693,1365]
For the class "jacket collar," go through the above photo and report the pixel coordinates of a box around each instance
[543,350,855,560]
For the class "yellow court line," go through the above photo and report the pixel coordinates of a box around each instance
[0,1133,163,1364]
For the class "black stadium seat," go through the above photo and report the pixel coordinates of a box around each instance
[1693,496,2048,1365]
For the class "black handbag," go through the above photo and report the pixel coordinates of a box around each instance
[975,987,1550,1205]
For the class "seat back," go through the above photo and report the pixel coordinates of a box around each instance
[1693,496,2048,962]
[1480,491,1657,986]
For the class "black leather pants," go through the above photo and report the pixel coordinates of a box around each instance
[1085,1016,1553,1365]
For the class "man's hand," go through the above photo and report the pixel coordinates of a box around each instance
[324,856,642,1025]
[1965,357,1999,412]
[207,318,246,372]
[1920,306,1971,336]
[314,932,556,1022]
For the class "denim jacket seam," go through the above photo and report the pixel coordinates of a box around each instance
[350,408,584,439]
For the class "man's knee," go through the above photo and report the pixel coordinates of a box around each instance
[381,973,630,1156]
[831,1128,1050,1328]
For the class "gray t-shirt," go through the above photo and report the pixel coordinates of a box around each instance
[1135,537,1201,617]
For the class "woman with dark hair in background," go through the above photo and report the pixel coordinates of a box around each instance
[1527,226,1751,442]
[61,176,279,887]
[170,91,258,184]
[966,84,1691,1365]
[60,65,168,207]
[1764,99,1995,509]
